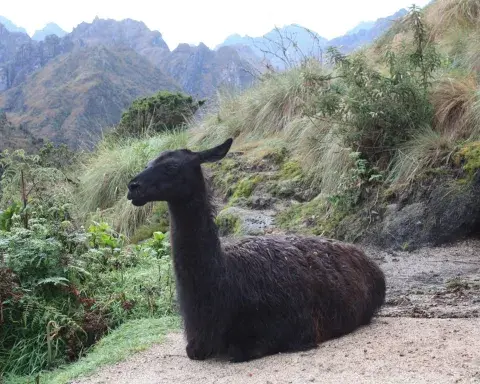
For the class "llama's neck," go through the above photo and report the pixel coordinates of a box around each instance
[167,175,225,293]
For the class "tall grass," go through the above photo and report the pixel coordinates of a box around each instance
[284,117,354,195]
[389,126,457,185]
[191,61,326,147]
[76,130,189,236]
[429,0,480,33]
[431,73,479,139]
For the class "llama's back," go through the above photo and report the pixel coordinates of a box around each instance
[222,235,385,340]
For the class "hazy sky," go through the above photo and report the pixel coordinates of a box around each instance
[2,0,432,50]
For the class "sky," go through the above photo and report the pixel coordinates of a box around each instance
[2,0,432,50]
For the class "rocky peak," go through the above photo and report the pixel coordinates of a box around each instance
[70,17,170,53]
[32,23,68,41]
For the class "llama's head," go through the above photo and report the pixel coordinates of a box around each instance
[127,138,233,206]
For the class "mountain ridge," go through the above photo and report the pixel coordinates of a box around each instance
[32,23,68,41]
[216,9,408,69]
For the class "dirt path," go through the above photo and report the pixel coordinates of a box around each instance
[74,240,480,384]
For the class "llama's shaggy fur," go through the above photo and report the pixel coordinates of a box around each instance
[127,138,386,362]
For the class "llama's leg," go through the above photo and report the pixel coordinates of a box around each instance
[186,339,212,360]
[184,329,219,360]
[226,313,271,362]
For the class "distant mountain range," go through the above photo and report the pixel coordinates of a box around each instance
[216,9,408,70]
[33,23,67,41]
[0,9,408,149]
[0,18,262,148]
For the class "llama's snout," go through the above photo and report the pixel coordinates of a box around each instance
[127,181,141,201]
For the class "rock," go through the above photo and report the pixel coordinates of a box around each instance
[381,202,427,248]
[216,207,275,236]
[248,194,276,210]
[369,171,480,250]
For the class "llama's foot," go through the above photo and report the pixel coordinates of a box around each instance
[227,342,274,363]
[227,344,255,363]
[186,341,211,360]
[287,340,318,353]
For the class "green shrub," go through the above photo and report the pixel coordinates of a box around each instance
[0,205,176,377]
[112,91,205,139]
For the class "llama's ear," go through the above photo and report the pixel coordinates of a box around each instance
[197,138,233,163]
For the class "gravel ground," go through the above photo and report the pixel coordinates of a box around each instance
[73,240,480,384]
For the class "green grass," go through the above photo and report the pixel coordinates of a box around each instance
[5,317,181,384]
[190,60,326,148]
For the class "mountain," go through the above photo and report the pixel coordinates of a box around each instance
[32,23,67,41]
[67,18,263,95]
[0,17,265,148]
[68,17,170,63]
[0,46,179,148]
[346,21,376,35]
[218,9,409,67]
[328,9,408,53]
[160,43,263,98]
[0,30,73,90]
[217,24,327,70]
[0,16,27,34]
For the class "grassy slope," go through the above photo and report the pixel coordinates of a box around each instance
[5,317,181,384]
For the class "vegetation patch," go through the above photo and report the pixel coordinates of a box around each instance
[215,212,241,237]
[6,317,181,384]
[231,175,263,201]
[455,141,480,177]
[109,91,205,139]
[279,160,304,180]
[275,198,347,237]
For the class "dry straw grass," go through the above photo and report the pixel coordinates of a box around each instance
[431,73,479,139]
[428,0,480,39]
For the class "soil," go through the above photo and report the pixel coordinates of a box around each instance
[73,239,480,384]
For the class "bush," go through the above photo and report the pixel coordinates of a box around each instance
[112,91,205,139]
[0,204,175,377]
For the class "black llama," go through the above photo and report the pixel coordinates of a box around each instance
[127,138,386,363]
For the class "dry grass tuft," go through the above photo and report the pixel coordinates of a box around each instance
[428,0,480,38]
[389,126,456,185]
[431,73,479,139]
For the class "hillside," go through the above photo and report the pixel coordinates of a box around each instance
[0,46,180,148]
[0,110,42,151]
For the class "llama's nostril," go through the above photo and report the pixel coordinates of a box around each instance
[129,182,140,191]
